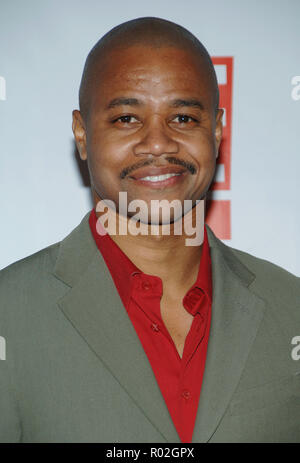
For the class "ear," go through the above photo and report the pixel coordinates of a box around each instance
[215,108,223,159]
[72,110,87,161]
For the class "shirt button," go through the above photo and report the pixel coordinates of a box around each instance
[151,323,160,332]
[181,389,191,400]
[142,281,152,291]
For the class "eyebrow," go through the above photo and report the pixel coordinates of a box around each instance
[106,98,141,109]
[105,97,204,111]
[170,98,204,110]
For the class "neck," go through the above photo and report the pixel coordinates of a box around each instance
[93,196,205,292]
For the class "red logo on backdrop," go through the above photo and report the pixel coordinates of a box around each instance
[205,57,233,240]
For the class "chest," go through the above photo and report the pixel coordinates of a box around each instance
[160,299,195,358]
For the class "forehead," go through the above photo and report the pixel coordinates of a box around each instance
[90,45,214,106]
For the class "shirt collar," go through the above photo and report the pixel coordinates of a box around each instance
[89,208,139,308]
[89,208,212,310]
[189,224,212,305]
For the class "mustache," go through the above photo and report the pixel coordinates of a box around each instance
[120,156,197,179]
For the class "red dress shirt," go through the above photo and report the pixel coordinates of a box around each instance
[89,208,212,443]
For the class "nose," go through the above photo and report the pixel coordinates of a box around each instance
[133,116,179,157]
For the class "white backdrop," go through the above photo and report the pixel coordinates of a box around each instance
[0,0,299,275]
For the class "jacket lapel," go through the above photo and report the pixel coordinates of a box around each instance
[192,227,266,442]
[53,212,180,442]
[53,212,266,443]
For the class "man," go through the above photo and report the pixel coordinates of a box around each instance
[0,17,299,443]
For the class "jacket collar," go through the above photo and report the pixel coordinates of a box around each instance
[53,211,266,443]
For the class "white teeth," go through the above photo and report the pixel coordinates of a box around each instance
[139,173,181,182]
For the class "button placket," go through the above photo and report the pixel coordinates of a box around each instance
[151,323,160,332]
[142,280,152,291]
[181,389,191,400]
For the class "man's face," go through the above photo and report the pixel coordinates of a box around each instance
[73,45,223,222]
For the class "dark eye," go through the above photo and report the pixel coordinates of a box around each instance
[173,115,197,124]
[114,115,138,124]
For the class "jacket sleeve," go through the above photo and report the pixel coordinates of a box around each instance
[0,264,23,443]
[0,357,22,442]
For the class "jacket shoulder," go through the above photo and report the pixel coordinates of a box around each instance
[0,211,93,304]
[0,242,61,295]
[231,246,299,288]
[229,246,300,321]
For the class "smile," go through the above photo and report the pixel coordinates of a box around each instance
[139,173,181,182]
[130,171,186,189]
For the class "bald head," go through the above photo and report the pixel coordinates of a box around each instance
[79,17,219,120]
